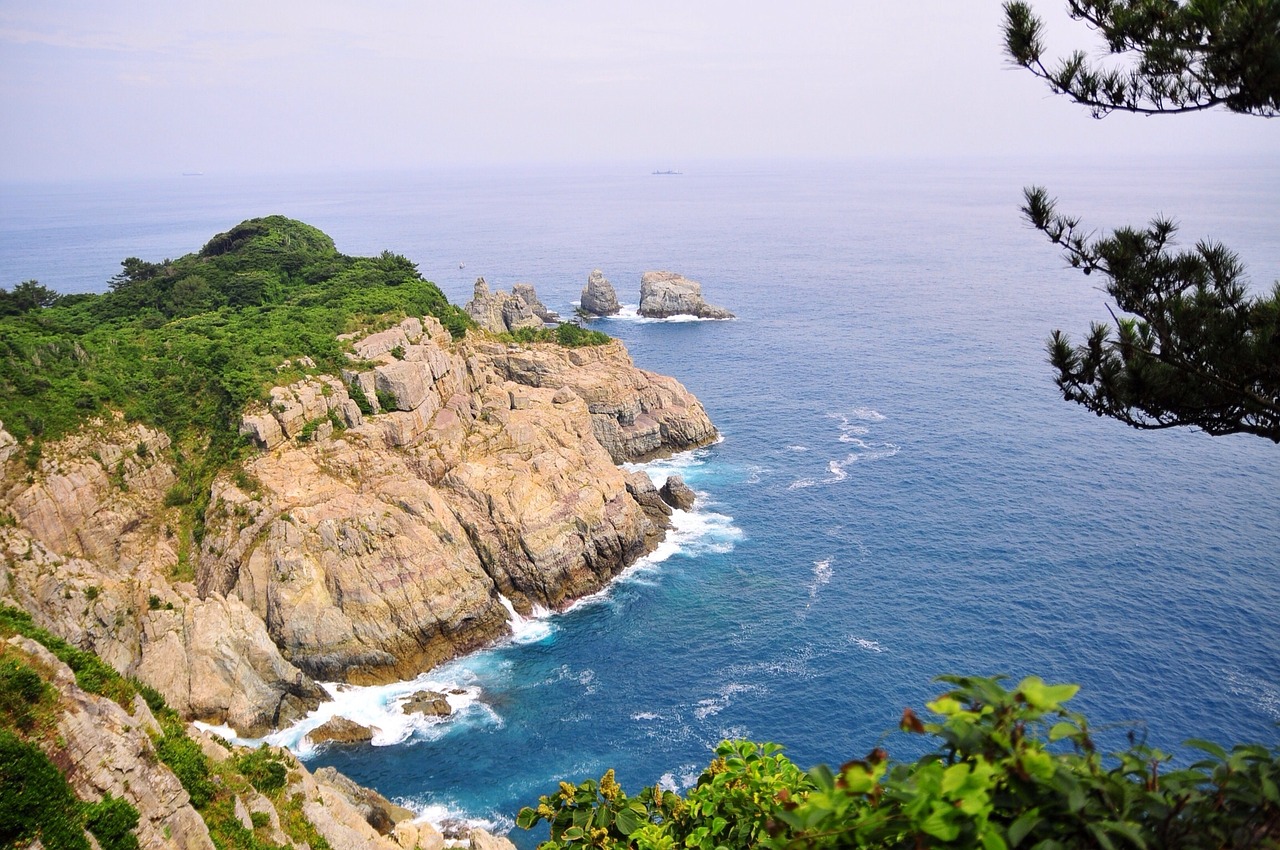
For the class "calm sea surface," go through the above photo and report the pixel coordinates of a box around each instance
[3,157,1278,843]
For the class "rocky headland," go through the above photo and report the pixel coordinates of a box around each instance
[638,270,734,319]
[0,314,715,736]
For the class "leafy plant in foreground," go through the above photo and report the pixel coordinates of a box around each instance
[520,675,1280,849]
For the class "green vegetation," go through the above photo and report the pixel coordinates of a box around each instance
[1004,1,1280,441]
[0,604,325,849]
[520,676,1280,849]
[499,322,613,348]
[0,215,475,546]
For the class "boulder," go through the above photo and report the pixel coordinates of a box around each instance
[638,271,734,319]
[659,475,696,510]
[306,717,379,746]
[403,690,452,717]
[579,269,621,316]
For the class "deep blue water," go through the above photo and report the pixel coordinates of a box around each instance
[3,157,1278,842]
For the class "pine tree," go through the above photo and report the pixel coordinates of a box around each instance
[1004,0,1280,442]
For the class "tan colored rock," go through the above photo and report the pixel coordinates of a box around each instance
[306,717,379,746]
[240,413,284,450]
[470,828,518,850]
[375,360,432,411]
[0,419,18,464]
[7,636,216,850]
[474,338,717,462]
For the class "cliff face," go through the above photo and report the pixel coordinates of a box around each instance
[0,316,716,734]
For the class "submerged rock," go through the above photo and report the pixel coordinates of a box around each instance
[579,269,621,316]
[638,271,734,319]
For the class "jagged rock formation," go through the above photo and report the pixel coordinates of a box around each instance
[579,269,621,316]
[464,278,557,333]
[638,271,735,319]
[476,339,718,462]
[7,635,216,849]
[659,475,697,511]
[0,312,717,734]
[403,690,452,716]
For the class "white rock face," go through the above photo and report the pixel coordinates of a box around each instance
[638,270,734,319]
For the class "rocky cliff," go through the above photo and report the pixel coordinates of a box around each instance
[0,314,716,735]
[3,632,512,850]
[638,271,734,319]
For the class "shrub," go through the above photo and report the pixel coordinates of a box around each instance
[0,657,50,732]
[0,729,90,850]
[155,732,214,809]
[236,745,288,794]
[520,676,1280,850]
[82,794,141,850]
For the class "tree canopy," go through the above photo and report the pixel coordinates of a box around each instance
[1004,0,1280,442]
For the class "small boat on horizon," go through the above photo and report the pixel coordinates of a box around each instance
[652,169,682,175]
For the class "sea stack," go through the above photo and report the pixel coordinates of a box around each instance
[464,277,556,333]
[638,271,734,319]
[579,269,621,317]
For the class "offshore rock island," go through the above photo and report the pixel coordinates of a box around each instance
[0,216,716,848]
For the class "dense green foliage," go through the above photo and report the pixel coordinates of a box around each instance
[1003,0,1280,117]
[1022,187,1280,441]
[0,604,331,850]
[1004,1,1280,441]
[520,676,1280,849]
[498,322,613,348]
[0,215,471,447]
[0,729,94,850]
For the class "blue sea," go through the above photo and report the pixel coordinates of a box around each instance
[3,157,1278,843]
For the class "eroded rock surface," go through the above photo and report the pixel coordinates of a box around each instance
[579,269,621,317]
[1,314,717,732]
[465,278,556,333]
[638,271,734,319]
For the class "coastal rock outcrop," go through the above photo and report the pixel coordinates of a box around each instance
[638,271,734,319]
[475,338,718,463]
[465,278,557,333]
[1,311,716,732]
[659,475,697,511]
[7,635,217,850]
[579,269,621,317]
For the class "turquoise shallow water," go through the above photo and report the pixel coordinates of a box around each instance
[3,157,1278,843]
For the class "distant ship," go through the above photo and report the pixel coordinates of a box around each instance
[652,169,682,175]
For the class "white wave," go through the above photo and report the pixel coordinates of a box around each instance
[808,559,833,600]
[659,765,703,792]
[403,801,514,843]
[744,465,767,484]
[498,594,556,644]
[849,636,887,653]
[606,304,734,324]
[262,674,491,757]
[786,445,810,452]
[192,720,238,742]
[631,711,660,721]
[788,478,816,490]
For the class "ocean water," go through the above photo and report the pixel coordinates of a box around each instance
[4,157,1279,843]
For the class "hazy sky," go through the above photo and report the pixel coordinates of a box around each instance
[0,1,1273,179]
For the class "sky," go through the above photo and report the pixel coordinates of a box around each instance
[0,1,1274,180]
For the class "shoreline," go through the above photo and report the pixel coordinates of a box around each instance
[200,445,739,835]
